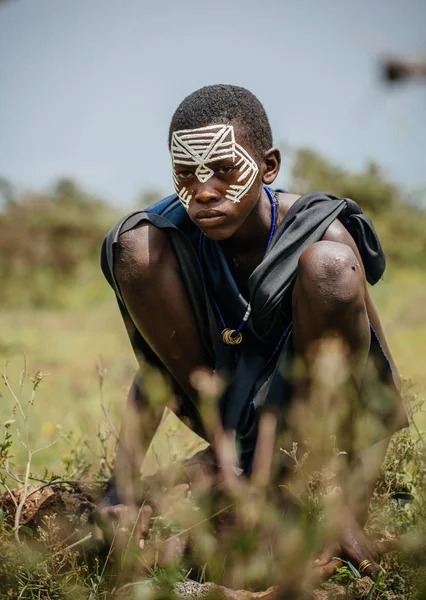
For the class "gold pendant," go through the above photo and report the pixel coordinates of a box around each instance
[222,328,243,345]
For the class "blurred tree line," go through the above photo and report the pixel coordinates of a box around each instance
[291,148,426,268]
[0,178,121,308]
[1,149,425,309]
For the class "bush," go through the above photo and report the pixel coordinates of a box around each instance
[289,148,426,269]
[0,178,120,308]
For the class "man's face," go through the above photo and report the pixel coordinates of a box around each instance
[170,123,264,240]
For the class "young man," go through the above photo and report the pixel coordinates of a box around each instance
[99,85,407,578]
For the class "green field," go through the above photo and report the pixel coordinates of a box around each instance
[0,264,425,481]
[0,279,133,479]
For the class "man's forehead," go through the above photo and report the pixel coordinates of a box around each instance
[171,123,251,165]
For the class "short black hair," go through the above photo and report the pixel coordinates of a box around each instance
[168,85,273,161]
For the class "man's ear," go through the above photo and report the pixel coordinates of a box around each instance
[262,147,281,185]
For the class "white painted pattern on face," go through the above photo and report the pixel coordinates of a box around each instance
[171,124,259,210]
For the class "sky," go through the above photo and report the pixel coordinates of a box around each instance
[0,0,425,206]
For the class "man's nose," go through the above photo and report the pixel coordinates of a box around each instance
[193,181,221,204]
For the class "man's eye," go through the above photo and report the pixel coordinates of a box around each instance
[216,165,236,174]
[177,171,194,179]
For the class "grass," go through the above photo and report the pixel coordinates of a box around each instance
[0,288,134,478]
[371,267,426,387]
[1,157,425,597]
[0,266,424,476]
[0,264,425,599]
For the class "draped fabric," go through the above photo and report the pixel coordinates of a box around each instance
[248,193,386,341]
[101,190,405,472]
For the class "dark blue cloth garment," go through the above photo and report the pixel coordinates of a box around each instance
[101,191,407,473]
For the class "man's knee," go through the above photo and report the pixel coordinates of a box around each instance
[297,241,365,309]
[114,223,176,287]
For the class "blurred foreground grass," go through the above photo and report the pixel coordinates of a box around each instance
[0,264,425,479]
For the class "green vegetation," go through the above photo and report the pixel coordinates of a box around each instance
[0,177,120,308]
[0,150,425,597]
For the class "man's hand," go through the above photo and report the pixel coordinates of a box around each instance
[92,502,153,551]
[312,514,381,582]
[91,483,191,559]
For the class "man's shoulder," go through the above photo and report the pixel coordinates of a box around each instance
[102,192,197,264]
[276,192,301,221]
[107,194,188,241]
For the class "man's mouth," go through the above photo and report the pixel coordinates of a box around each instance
[193,209,227,226]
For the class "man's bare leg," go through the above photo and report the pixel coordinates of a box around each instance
[114,223,211,400]
[290,240,381,576]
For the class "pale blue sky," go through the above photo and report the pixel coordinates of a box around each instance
[0,0,425,206]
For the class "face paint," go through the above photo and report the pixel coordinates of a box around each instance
[171,124,259,210]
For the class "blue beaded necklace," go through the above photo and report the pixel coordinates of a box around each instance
[199,186,279,346]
